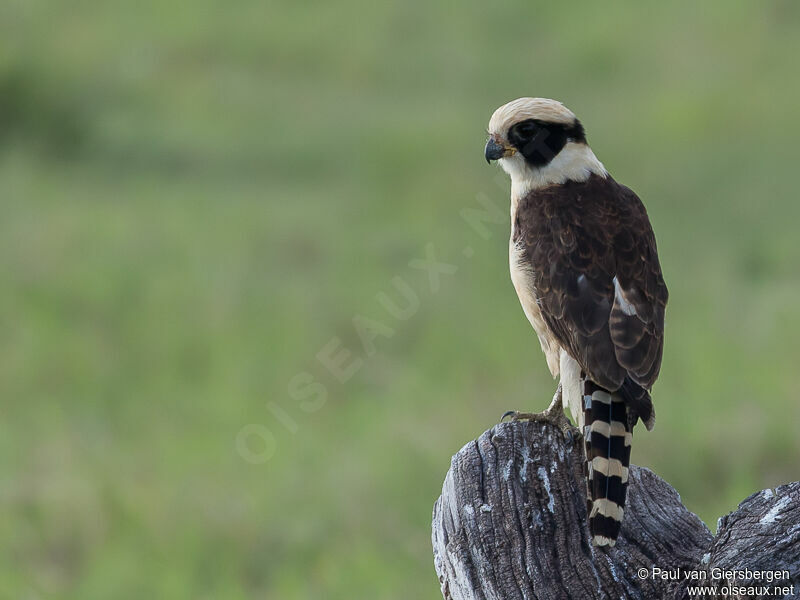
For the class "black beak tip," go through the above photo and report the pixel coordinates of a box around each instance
[484,138,505,163]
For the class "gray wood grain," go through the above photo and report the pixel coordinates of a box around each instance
[432,421,799,600]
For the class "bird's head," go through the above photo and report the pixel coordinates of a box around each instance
[485,97,586,167]
[485,98,602,193]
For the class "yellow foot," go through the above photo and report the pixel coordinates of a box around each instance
[501,385,581,444]
[502,410,581,445]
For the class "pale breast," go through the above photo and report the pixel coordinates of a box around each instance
[509,238,561,377]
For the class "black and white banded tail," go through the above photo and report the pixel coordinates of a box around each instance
[583,380,632,547]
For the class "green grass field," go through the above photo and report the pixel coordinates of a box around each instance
[2,1,800,597]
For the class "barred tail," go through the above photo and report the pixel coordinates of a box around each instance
[583,380,632,547]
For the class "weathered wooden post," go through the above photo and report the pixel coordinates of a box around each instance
[432,420,800,599]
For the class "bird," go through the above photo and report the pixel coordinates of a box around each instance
[485,98,668,547]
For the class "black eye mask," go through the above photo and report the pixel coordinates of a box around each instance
[507,119,586,168]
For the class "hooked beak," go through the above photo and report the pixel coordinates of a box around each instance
[484,136,514,163]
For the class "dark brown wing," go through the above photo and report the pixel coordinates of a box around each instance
[514,174,668,392]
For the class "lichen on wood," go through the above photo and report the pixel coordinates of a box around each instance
[432,421,800,600]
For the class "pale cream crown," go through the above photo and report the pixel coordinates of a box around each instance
[488,97,577,136]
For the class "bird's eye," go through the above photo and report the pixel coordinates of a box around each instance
[510,120,538,141]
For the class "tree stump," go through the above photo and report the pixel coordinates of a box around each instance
[432,421,800,599]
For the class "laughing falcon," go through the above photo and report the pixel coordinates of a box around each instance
[485,98,668,547]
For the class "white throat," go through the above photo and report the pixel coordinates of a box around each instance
[500,142,607,212]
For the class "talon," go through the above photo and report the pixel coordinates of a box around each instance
[566,425,582,445]
[563,425,580,446]
[501,410,517,422]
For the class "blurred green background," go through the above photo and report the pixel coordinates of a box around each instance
[2,1,799,598]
